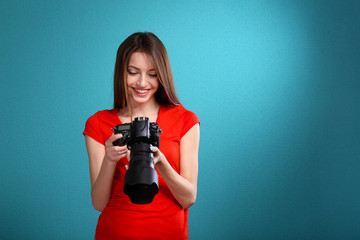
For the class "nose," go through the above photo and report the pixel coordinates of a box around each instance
[137,73,147,87]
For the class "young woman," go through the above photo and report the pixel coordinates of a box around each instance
[83,32,200,240]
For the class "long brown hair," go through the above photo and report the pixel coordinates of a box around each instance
[114,32,180,109]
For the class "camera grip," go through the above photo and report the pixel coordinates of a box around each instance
[113,137,127,146]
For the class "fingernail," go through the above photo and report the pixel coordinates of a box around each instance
[150,146,155,151]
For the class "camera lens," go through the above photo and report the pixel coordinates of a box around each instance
[123,143,159,204]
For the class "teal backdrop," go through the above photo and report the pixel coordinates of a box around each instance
[1,0,359,239]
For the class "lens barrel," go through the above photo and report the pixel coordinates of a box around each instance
[123,143,159,204]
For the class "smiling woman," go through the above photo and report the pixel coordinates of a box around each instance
[125,52,160,108]
[113,32,180,110]
[83,32,200,240]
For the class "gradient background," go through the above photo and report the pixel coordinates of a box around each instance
[1,0,359,239]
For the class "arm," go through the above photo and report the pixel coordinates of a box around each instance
[151,123,200,209]
[85,134,129,212]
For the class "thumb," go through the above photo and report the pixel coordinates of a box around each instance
[150,145,158,152]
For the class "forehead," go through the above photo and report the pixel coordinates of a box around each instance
[128,51,155,69]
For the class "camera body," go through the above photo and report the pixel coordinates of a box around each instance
[112,117,162,204]
[113,117,161,149]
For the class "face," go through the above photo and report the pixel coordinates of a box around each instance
[126,51,159,106]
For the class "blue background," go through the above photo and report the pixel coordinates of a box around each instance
[1,0,359,239]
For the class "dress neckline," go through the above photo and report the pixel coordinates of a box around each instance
[114,105,162,125]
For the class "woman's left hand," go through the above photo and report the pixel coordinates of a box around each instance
[150,145,166,165]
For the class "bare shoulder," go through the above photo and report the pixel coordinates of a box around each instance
[182,123,200,142]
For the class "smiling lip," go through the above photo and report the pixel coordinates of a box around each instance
[133,88,149,96]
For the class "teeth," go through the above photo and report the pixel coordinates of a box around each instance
[135,89,148,93]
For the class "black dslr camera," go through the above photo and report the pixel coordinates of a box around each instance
[112,117,162,204]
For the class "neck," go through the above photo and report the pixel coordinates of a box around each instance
[124,98,160,120]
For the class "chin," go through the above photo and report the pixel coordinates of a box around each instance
[131,96,153,105]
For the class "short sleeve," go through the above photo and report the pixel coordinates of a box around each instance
[180,109,200,138]
[83,112,105,145]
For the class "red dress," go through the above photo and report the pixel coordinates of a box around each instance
[83,104,200,240]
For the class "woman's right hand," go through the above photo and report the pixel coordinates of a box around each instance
[104,134,130,163]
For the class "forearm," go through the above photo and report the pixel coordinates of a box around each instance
[91,157,117,212]
[156,159,197,209]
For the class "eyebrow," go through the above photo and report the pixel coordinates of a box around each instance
[128,65,156,71]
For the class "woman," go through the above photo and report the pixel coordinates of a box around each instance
[83,32,200,239]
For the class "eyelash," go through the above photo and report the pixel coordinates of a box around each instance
[127,70,157,77]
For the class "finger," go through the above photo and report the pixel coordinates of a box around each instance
[110,150,127,161]
[107,145,126,156]
[111,133,123,140]
[126,149,131,162]
[149,145,158,152]
[105,133,123,146]
[115,148,128,156]
[114,145,127,152]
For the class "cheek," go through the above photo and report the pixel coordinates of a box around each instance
[126,75,136,86]
[153,80,160,91]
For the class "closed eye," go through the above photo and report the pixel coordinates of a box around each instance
[127,70,137,75]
